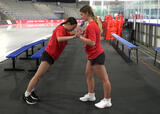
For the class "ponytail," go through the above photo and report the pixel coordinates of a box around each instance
[92,16,103,33]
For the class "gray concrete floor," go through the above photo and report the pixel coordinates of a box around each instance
[0,25,160,114]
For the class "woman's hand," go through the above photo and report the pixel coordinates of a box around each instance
[77,26,82,33]
[79,35,95,46]
[75,27,83,38]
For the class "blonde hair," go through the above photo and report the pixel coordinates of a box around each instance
[80,5,103,33]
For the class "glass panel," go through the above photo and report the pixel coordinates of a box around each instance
[89,0,160,21]
[156,26,160,47]
[159,0,160,20]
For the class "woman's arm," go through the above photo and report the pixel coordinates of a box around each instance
[80,36,95,46]
[70,31,76,36]
[57,27,82,42]
[57,35,76,42]
[70,26,83,36]
[57,30,82,42]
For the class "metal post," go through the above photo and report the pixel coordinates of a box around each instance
[136,49,138,64]
[154,51,157,65]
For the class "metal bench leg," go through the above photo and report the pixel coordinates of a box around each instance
[20,49,32,60]
[27,46,34,56]
[116,41,119,49]
[122,45,124,53]
[136,49,138,64]
[12,58,15,69]
[128,49,131,61]
[26,50,29,58]
[28,59,40,72]
[154,51,157,65]
[4,58,24,71]
[36,59,40,67]
[31,46,34,55]
[42,42,45,47]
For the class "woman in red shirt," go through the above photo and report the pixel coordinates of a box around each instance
[79,5,112,109]
[23,17,79,105]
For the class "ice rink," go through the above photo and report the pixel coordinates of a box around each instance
[0,24,56,62]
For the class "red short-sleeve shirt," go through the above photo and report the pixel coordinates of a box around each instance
[85,21,104,59]
[45,25,70,61]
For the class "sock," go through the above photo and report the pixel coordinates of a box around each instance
[88,92,95,97]
[31,88,35,92]
[25,91,31,97]
[104,98,111,102]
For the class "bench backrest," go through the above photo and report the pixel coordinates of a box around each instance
[111,33,138,49]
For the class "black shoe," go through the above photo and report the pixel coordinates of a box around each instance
[31,91,40,101]
[23,94,37,105]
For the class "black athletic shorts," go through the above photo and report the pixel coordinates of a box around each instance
[88,52,105,66]
[41,51,54,65]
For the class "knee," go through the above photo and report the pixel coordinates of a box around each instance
[102,79,110,86]
[100,76,109,83]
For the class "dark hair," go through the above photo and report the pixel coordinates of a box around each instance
[61,17,77,25]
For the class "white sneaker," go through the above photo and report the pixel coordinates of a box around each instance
[79,93,96,102]
[95,98,112,108]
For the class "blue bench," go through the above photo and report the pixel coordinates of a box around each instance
[154,47,160,65]
[31,46,46,67]
[4,39,47,71]
[111,33,138,63]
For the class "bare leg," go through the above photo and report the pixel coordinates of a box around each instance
[26,61,50,92]
[92,65,111,98]
[85,60,94,93]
